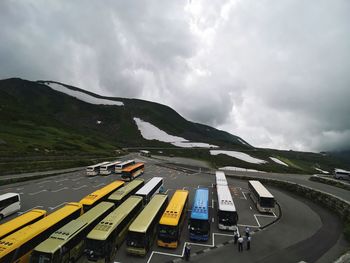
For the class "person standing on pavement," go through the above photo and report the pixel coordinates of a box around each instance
[245,226,250,237]
[238,236,244,252]
[184,243,191,261]
[233,230,238,244]
[247,236,251,250]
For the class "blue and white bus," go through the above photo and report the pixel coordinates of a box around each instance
[189,188,210,241]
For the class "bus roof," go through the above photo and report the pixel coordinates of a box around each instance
[87,161,110,169]
[190,188,209,221]
[0,193,19,201]
[135,177,163,196]
[129,194,168,233]
[34,202,114,254]
[79,181,124,206]
[0,209,46,239]
[248,180,274,198]
[101,161,120,168]
[122,162,144,172]
[215,171,227,186]
[217,185,236,212]
[108,179,144,202]
[159,190,189,226]
[116,159,135,166]
[0,202,82,257]
[87,196,143,241]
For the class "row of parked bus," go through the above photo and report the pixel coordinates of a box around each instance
[0,176,164,263]
[86,159,135,176]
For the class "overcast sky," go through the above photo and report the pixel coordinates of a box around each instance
[1,0,350,152]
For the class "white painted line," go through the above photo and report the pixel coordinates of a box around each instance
[29,190,47,196]
[49,202,67,210]
[17,206,44,215]
[93,183,105,188]
[72,177,84,181]
[212,199,214,209]
[242,191,247,200]
[253,214,262,227]
[51,187,68,193]
[250,206,252,210]
[16,187,24,191]
[37,180,50,185]
[55,178,69,183]
[164,188,173,194]
[182,186,189,190]
[73,185,88,190]
[255,214,276,218]
[212,217,214,223]
[237,224,259,228]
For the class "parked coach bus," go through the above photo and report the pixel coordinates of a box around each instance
[157,190,189,248]
[115,160,135,174]
[100,161,120,175]
[189,188,210,241]
[86,162,110,176]
[108,179,144,206]
[0,193,21,220]
[0,202,83,263]
[135,177,163,205]
[217,185,238,231]
[31,202,115,263]
[334,169,350,180]
[85,196,143,262]
[248,180,275,213]
[215,171,228,186]
[79,180,124,212]
[0,209,46,240]
[121,162,144,181]
[127,194,168,256]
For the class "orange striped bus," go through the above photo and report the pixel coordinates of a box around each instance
[121,162,144,181]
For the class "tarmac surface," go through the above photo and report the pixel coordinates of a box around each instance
[0,153,348,263]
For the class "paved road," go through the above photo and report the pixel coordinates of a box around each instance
[0,154,348,262]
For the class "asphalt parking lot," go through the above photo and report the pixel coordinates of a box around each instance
[0,154,347,263]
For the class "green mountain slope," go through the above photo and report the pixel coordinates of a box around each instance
[0,78,348,175]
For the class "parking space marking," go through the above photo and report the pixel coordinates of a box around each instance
[37,180,50,185]
[29,190,47,195]
[17,206,44,215]
[72,177,84,181]
[147,232,237,263]
[73,185,88,190]
[51,187,68,193]
[253,214,262,227]
[16,187,24,191]
[242,191,248,200]
[49,202,67,210]
[93,183,106,188]
[55,178,69,183]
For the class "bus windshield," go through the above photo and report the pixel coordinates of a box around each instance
[218,210,236,225]
[260,197,275,208]
[158,225,177,239]
[31,251,59,263]
[127,231,146,248]
[85,239,106,259]
[189,219,209,234]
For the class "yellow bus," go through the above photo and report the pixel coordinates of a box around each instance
[157,190,189,248]
[79,180,124,212]
[126,194,168,256]
[0,209,46,240]
[107,179,144,206]
[30,202,115,263]
[85,196,143,262]
[121,162,144,181]
[0,202,82,263]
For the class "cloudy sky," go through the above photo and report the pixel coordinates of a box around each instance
[1,0,350,152]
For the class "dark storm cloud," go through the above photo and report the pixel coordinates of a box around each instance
[0,0,349,151]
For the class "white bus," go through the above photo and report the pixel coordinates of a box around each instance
[135,177,163,205]
[248,180,275,213]
[140,150,151,157]
[215,171,228,186]
[334,169,350,180]
[0,193,21,220]
[100,161,121,175]
[86,162,110,176]
[115,160,135,174]
[216,185,238,231]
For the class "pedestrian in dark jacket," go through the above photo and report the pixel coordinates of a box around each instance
[238,236,244,252]
[247,236,251,250]
[233,231,238,244]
